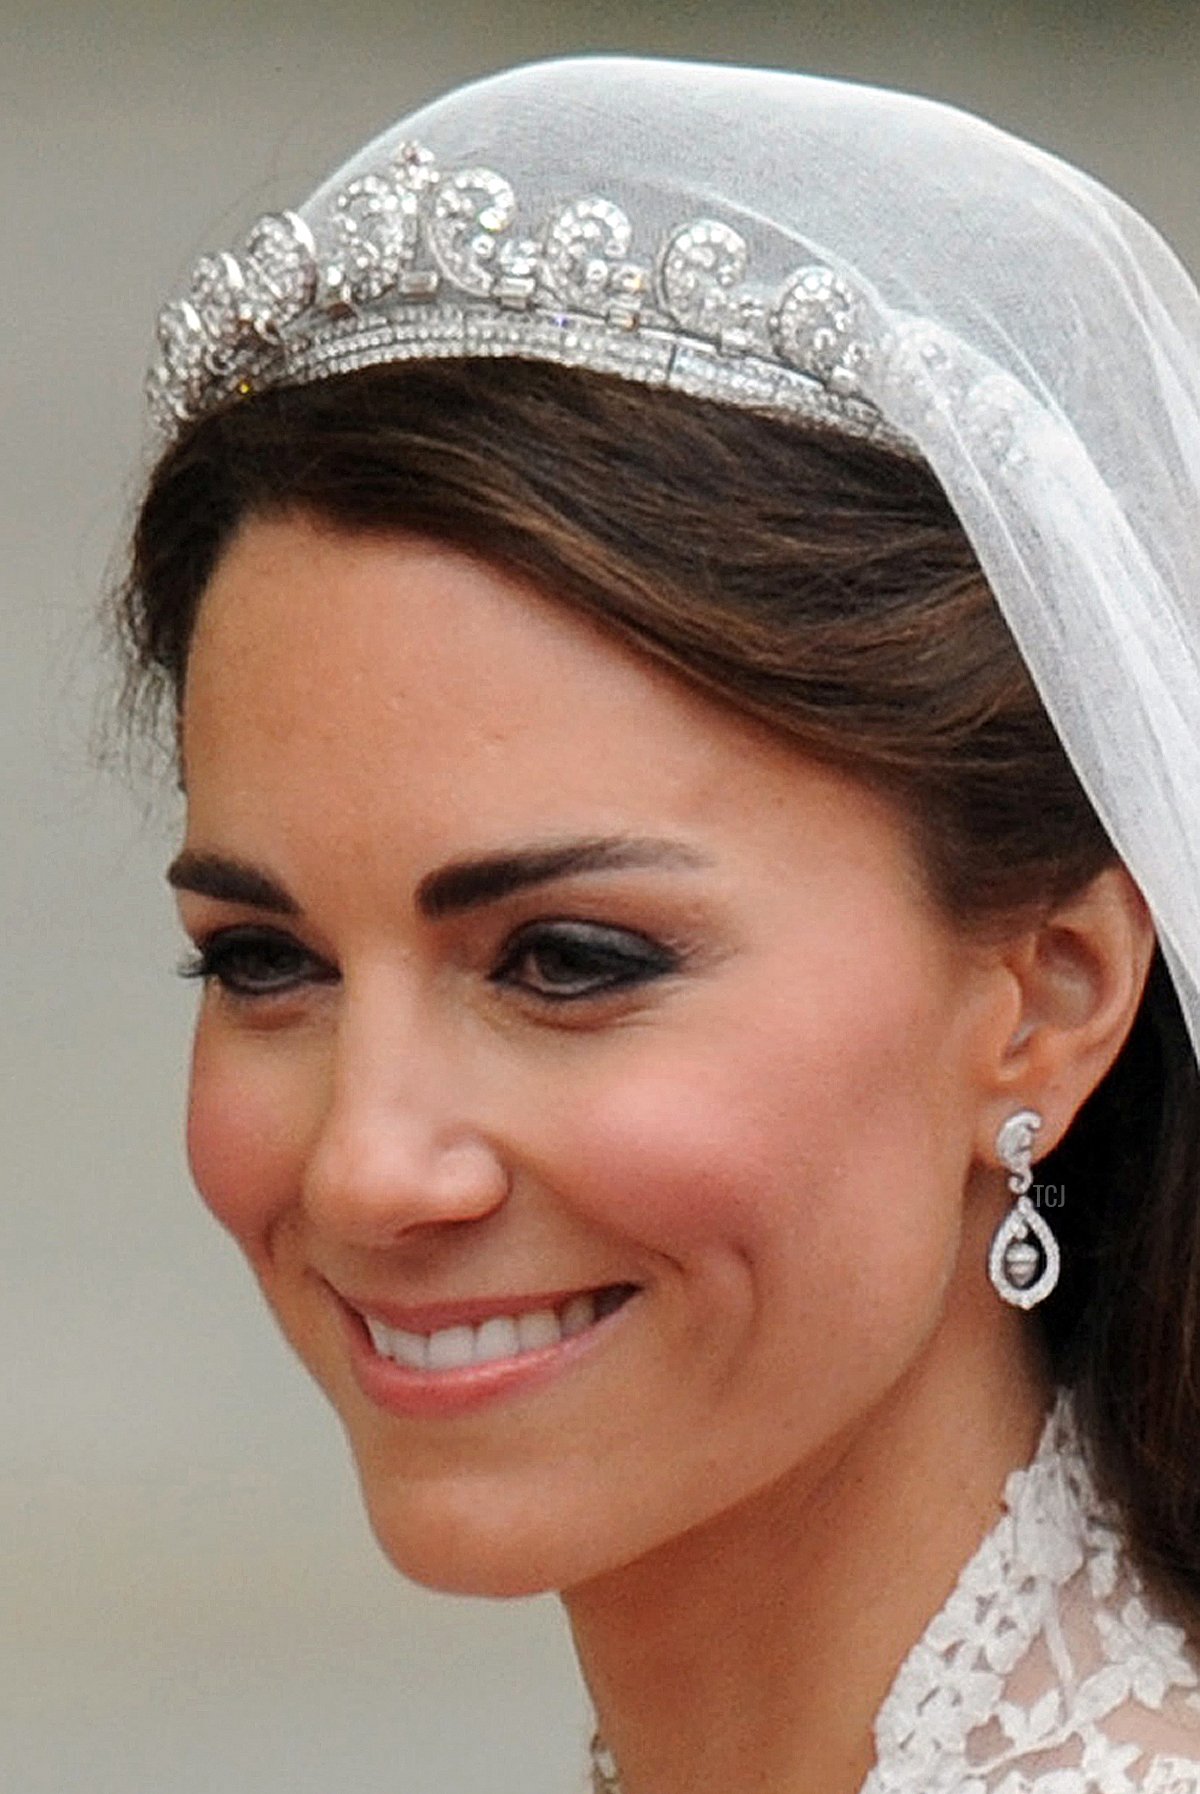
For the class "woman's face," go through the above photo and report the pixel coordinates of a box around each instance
[174,510,1015,1597]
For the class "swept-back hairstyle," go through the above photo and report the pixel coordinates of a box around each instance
[113,357,1200,1632]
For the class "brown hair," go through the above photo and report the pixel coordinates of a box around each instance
[113,357,1200,1631]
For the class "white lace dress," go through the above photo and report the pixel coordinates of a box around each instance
[590,1387,1200,1794]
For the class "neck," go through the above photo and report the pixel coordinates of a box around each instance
[561,1207,1055,1794]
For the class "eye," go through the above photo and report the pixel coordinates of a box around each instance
[491,922,679,1003]
[177,927,334,1001]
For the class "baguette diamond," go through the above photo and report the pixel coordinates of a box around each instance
[146,138,918,457]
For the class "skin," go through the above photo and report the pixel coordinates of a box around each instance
[172,509,1157,1794]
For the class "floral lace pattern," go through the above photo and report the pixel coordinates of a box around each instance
[862,1387,1200,1794]
[589,1387,1200,1793]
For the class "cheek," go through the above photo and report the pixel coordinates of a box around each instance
[185,1019,307,1253]
[553,965,964,1334]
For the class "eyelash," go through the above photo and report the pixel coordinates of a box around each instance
[175,921,680,1007]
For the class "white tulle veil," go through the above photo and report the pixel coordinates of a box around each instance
[148,56,1200,1074]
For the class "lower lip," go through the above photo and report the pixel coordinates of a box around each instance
[338,1289,641,1419]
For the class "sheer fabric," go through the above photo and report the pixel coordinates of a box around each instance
[865,1388,1200,1794]
[591,1389,1200,1794]
[319,60,1200,1078]
[149,60,1200,1074]
[142,58,1200,1794]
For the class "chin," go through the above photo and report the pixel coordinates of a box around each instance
[349,1445,628,1597]
[360,1488,579,1599]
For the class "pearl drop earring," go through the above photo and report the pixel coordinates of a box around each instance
[987,1108,1060,1308]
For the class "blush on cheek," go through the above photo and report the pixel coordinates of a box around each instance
[555,975,946,1298]
[185,1042,299,1246]
[552,1055,822,1259]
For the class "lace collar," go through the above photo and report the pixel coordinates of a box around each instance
[589,1386,1200,1794]
[863,1384,1200,1794]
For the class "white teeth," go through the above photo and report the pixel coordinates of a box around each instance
[390,1328,429,1371]
[560,1292,596,1338]
[474,1315,521,1363]
[517,1307,563,1351]
[427,1324,476,1371]
[366,1315,427,1368]
[362,1286,617,1373]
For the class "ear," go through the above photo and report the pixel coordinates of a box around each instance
[975,863,1158,1163]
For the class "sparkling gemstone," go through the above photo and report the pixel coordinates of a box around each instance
[660,219,749,338]
[963,370,1030,469]
[543,197,638,311]
[155,297,207,382]
[428,169,516,296]
[396,269,439,299]
[990,1193,1060,1309]
[771,264,871,392]
[146,137,901,450]
[145,363,186,429]
[325,176,419,305]
[390,139,438,194]
[188,250,245,351]
[875,318,966,425]
[240,211,318,335]
[493,236,542,308]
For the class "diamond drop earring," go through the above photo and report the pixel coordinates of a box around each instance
[987,1107,1060,1308]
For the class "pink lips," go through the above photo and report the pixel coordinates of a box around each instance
[335,1283,641,1419]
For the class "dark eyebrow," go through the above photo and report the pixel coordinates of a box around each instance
[415,836,715,919]
[165,836,715,921]
[165,851,298,914]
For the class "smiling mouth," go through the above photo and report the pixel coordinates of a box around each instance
[359,1283,640,1373]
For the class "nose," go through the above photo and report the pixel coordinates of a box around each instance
[300,978,511,1247]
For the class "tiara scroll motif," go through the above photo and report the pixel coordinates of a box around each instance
[147,138,902,446]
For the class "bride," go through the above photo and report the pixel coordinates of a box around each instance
[115,56,1200,1794]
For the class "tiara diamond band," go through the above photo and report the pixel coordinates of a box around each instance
[146,138,908,451]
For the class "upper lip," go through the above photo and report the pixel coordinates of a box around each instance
[330,1281,631,1334]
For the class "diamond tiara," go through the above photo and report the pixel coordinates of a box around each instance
[147,137,916,454]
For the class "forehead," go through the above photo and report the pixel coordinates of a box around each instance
[186,511,706,753]
[181,511,915,888]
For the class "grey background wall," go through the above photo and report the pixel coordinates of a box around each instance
[3,3,1197,1790]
